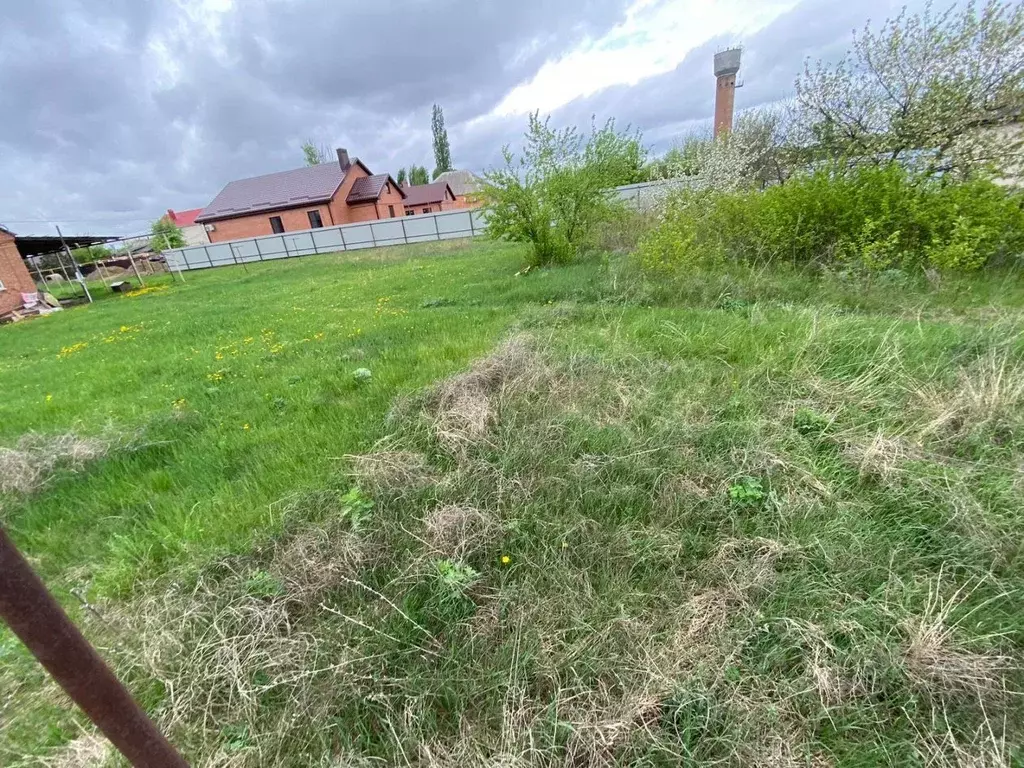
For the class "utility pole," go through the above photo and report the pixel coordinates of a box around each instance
[56,225,92,304]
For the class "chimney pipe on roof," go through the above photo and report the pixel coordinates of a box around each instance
[166,209,175,221]
[336,148,351,171]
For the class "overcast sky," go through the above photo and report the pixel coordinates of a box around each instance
[1,0,926,236]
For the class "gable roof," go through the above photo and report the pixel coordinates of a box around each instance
[196,160,372,222]
[165,208,204,227]
[401,181,455,207]
[346,174,404,204]
[433,170,481,197]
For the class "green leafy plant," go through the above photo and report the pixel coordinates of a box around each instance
[728,477,765,508]
[481,112,646,267]
[339,486,373,532]
[793,407,829,436]
[433,558,480,594]
[352,368,372,384]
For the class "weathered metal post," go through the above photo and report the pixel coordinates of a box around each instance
[0,528,189,767]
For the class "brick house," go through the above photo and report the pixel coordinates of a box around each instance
[0,226,38,316]
[400,181,458,215]
[163,208,210,247]
[195,149,407,243]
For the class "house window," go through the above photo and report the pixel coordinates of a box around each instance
[270,216,285,234]
[405,210,414,216]
[422,207,430,214]
[388,205,395,218]
[307,210,323,228]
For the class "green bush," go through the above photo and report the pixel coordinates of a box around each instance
[482,113,647,268]
[636,165,1024,274]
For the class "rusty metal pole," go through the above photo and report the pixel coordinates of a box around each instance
[0,528,189,767]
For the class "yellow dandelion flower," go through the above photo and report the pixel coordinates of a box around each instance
[500,555,511,565]
[243,423,251,431]
[45,394,53,402]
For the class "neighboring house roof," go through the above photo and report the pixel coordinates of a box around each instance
[196,159,373,222]
[433,170,481,197]
[402,181,455,207]
[346,174,404,204]
[165,208,204,227]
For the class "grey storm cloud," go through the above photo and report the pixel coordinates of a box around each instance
[0,0,927,236]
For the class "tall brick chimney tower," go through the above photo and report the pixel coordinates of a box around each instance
[713,48,742,139]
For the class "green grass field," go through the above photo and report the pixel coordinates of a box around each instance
[2,240,1023,766]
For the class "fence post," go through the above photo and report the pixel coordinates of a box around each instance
[400,218,408,246]
[338,226,347,252]
[164,235,186,283]
[469,212,475,236]
[0,528,189,767]
[433,214,441,241]
[203,246,213,267]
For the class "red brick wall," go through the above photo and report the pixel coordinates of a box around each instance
[207,203,333,243]
[326,164,369,225]
[0,231,37,315]
[205,165,410,241]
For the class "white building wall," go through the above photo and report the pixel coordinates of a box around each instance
[181,223,210,247]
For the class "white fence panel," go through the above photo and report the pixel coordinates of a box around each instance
[283,232,317,257]
[312,228,344,252]
[371,220,406,246]
[255,235,288,260]
[165,184,682,274]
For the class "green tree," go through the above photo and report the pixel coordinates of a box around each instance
[150,217,186,253]
[396,167,408,185]
[69,245,111,264]
[796,0,1024,178]
[301,139,328,166]
[481,112,647,267]
[431,104,453,178]
[409,165,430,185]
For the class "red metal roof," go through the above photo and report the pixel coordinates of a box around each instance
[401,181,454,207]
[165,208,204,227]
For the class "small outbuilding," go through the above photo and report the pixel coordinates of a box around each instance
[0,226,38,316]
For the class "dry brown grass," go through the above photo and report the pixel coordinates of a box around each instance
[423,336,547,457]
[346,450,436,498]
[902,578,1016,701]
[841,430,922,483]
[36,733,110,768]
[916,350,1024,442]
[916,710,1012,768]
[422,504,497,560]
[0,432,108,494]
[269,527,364,602]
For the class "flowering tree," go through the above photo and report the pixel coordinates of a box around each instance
[796,0,1024,178]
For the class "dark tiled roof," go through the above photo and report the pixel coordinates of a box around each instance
[401,181,454,207]
[197,162,349,222]
[346,174,400,203]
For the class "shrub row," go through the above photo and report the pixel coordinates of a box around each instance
[637,165,1024,274]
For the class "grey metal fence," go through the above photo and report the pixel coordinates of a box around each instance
[163,180,695,273]
[164,207,487,272]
